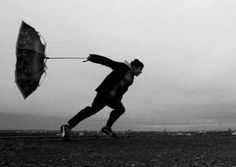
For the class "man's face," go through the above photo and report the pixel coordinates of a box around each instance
[133,66,143,76]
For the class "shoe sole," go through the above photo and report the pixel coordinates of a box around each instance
[101,129,118,138]
[61,126,70,141]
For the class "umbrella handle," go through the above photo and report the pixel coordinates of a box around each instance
[45,57,87,60]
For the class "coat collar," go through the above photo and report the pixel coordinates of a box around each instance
[124,60,132,70]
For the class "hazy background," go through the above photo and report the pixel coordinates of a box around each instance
[1,0,236,131]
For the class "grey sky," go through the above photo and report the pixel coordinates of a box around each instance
[1,0,236,131]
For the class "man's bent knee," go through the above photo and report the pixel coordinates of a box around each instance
[119,106,125,115]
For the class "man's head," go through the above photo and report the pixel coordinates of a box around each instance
[131,59,144,76]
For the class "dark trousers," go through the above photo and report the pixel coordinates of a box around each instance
[68,93,125,129]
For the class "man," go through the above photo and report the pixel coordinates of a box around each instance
[61,54,144,140]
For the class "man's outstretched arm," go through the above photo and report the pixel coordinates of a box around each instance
[87,54,123,70]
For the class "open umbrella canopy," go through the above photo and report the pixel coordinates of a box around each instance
[15,21,47,99]
[15,21,87,99]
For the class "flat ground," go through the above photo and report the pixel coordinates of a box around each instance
[0,131,236,167]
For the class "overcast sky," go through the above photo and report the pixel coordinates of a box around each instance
[1,0,236,131]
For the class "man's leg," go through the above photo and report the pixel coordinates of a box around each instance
[106,102,125,128]
[61,94,107,141]
[68,94,107,128]
[101,101,125,138]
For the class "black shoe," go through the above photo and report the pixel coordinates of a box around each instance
[60,124,71,141]
[101,127,118,138]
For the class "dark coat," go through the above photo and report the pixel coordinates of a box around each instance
[89,54,134,97]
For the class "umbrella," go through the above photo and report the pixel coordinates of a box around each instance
[15,21,86,99]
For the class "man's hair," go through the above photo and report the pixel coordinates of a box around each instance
[131,59,144,68]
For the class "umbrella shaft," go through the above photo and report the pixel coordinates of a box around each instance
[46,57,87,59]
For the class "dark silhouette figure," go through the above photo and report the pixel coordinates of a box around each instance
[61,54,144,140]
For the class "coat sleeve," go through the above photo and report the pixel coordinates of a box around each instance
[88,54,124,70]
